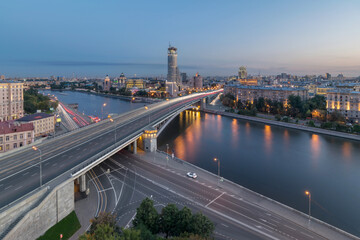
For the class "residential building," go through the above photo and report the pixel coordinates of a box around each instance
[17,113,55,137]
[118,73,127,88]
[126,78,145,90]
[0,121,34,153]
[316,86,335,96]
[326,89,360,122]
[239,78,258,86]
[0,81,24,121]
[225,85,308,106]
[193,73,203,89]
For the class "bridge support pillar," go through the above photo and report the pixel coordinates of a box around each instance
[140,127,157,152]
[79,174,87,193]
[133,141,137,154]
[200,98,206,110]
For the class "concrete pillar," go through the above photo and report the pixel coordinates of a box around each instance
[133,141,137,154]
[128,144,132,151]
[141,127,157,152]
[200,98,206,110]
[79,174,86,192]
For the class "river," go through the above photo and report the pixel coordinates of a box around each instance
[44,90,360,237]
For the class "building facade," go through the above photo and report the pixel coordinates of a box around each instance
[326,89,360,122]
[193,73,203,89]
[103,75,111,92]
[0,81,24,122]
[225,85,308,105]
[17,113,55,137]
[238,66,247,79]
[126,79,145,89]
[239,78,258,86]
[0,121,34,153]
[167,46,180,85]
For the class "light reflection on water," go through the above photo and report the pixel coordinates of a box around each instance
[158,111,360,237]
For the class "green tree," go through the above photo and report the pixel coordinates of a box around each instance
[175,207,192,236]
[308,120,315,127]
[189,213,214,238]
[133,198,159,234]
[353,125,360,133]
[89,212,119,234]
[120,228,141,240]
[328,111,345,122]
[159,204,179,238]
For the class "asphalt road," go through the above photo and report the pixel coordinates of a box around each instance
[0,91,220,210]
[89,151,329,240]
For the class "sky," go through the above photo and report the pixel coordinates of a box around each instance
[1,0,360,78]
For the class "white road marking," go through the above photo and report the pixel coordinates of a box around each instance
[221,223,229,228]
[300,231,314,239]
[31,173,37,177]
[15,186,22,191]
[52,163,57,167]
[5,185,12,190]
[284,224,296,231]
[205,192,225,207]
[22,172,29,176]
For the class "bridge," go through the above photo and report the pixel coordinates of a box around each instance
[0,90,221,239]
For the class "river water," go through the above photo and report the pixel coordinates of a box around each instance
[44,90,360,237]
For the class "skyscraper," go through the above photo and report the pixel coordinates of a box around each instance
[238,66,247,79]
[103,75,111,92]
[194,73,203,89]
[167,45,180,85]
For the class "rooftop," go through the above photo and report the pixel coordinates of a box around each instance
[17,113,54,122]
[226,84,306,91]
[327,89,360,94]
[0,121,34,134]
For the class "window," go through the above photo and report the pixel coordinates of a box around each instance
[6,144,9,150]
[0,145,2,151]
[28,133,31,137]
[6,136,9,141]
[14,135,17,140]
[13,143,17,148]
[20,134,23,139]
[0,137,2,143]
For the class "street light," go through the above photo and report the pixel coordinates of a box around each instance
[305,190,311,222]
[32,146,43,187]
[101,103,107,119]
[166,144,169,166]
[144,106,150,124]
[214,158,220,184]
[109,118,116,143]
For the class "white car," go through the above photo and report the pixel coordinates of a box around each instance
[187,172,197,179]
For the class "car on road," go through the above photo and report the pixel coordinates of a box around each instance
[187,172,197,179]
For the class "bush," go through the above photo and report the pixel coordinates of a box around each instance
[275,114,281,121]
[353,125,360,133]
[282,117,289,122]
[321,122,334,129]
[307,120,315,127]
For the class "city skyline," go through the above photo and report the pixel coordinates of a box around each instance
[1,0,360,77]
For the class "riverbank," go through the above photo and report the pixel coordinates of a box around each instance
[202,108,360,141]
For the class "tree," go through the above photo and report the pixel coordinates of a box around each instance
[175,207,192,236]
[90,212,119,234]
[133,198,159,234]
[80,224,120,240]
[353,125,360,133]
[308,120,315,127]
[119,228,141,240]
[328,111,345,123]
[189,213,214,238]
[159,204,179,238]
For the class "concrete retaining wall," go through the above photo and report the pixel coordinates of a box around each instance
[3,181,74,240]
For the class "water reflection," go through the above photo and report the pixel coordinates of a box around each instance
[310,134,320,161]
[264,125,272,154]
[342,142,352,161]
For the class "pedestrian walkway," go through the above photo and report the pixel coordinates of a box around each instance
[135,150,359,240]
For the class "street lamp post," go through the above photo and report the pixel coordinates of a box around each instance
[32,146,43,187]
[145,106,150,124]
[214,158,220,185]
[166,144,169,166]
[305,190,311,222]
[101,103,107,119]
[109,119,116,143]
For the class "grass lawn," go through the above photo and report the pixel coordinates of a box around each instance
[37,211,81,240]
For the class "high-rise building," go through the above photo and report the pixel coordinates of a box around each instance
[180,73,187,83]
[103,75,111,92]
[167,45,180,85]
[325,73,331,79]
[0,75,5,80]
[194,73,203,89]
[238,66,247,79]
[0,81,24,121]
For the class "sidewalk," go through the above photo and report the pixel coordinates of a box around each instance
[135,150,359,240]
[70,177,98,240]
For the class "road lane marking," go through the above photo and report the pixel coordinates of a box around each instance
[284,224,296,231]
[15,186,22,191]
[31,173,37,177]
[5,185,12,190]
[221,223,229,228]
[98,188,114,193]
[300,231,314,239]
[22,171,29,176]
[205,192,225,207]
